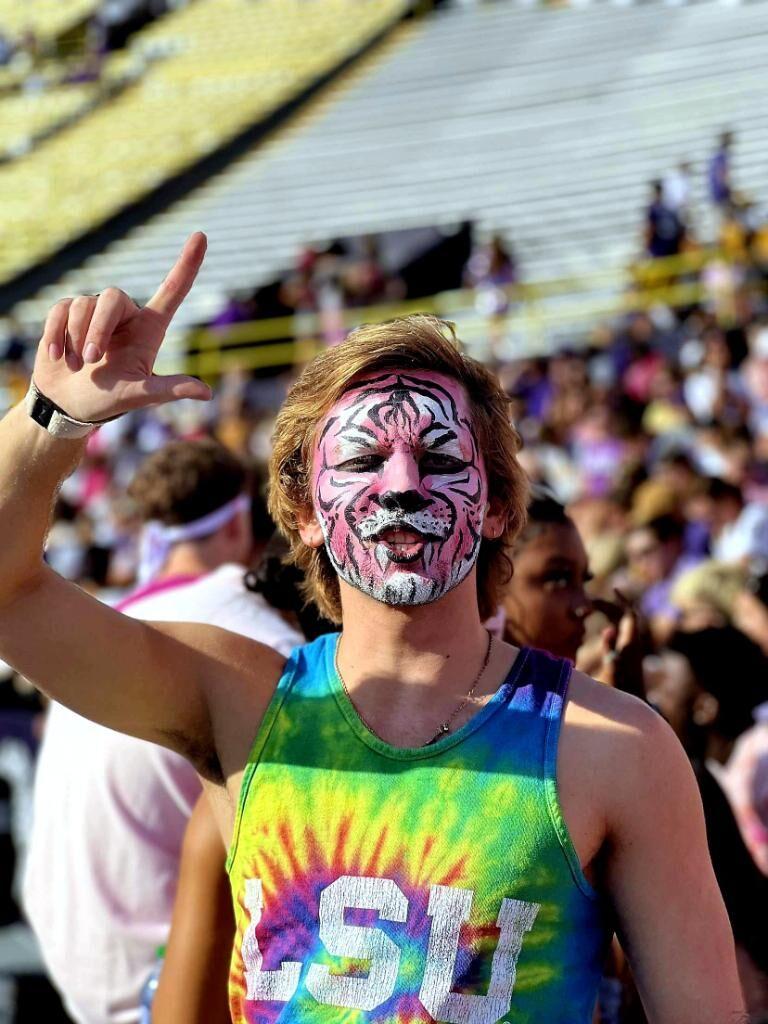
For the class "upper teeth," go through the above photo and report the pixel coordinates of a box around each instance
[384,531,419,544]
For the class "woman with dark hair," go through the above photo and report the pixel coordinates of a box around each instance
[501,494,593,661]
[502,493,648,700]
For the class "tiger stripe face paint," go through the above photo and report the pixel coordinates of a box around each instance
[312,371,488,607]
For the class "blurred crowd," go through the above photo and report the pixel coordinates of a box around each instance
[643,130,768,277]
[207,234,408,352]
[503,303,768,1017]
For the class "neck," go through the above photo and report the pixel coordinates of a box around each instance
[335,573,516,747]
[158,542,235,580]
[339,574,486,676]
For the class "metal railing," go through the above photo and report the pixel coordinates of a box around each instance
[184,246,744,377]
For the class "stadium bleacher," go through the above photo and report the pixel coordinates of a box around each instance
[0,0,410,287]
[8,0,768,351]
[3,7,768,1024]
[0,0,98,45]
[0,86,99,160]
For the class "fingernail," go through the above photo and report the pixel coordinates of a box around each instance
[83,343,100,364]
[48,343,61,361]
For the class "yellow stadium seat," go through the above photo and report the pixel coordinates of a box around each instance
[0,0,408,283]
[0,0,98,43]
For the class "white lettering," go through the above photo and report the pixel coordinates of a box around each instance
[304,875,408,1011]
[241,878,302,1001]
[419,884,540,1024]
[238,875,539,1017]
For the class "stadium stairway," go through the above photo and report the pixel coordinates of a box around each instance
[11,0,768,347]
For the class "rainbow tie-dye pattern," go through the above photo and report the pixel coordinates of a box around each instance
[227,636,610,1024]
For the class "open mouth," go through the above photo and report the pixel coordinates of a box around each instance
[372,526,430,563]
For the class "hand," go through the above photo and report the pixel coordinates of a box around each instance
[592,589,650,699]
[32,233,211,423]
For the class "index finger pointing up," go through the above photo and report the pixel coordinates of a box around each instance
[145,232,207,323]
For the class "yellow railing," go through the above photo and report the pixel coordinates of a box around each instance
[2,247,753,386]
[184,247,746,378]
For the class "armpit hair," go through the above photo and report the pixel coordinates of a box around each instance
[158,727,225,785]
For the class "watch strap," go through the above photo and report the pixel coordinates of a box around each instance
[25,382,101,440]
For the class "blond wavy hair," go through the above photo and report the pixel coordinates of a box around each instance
[268,314,528,623]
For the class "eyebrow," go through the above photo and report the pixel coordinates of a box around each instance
[346,423,378,440]
[423,429,457,447]
[332,434,378,452]
[541,559,593,581]
[347,374,458,417]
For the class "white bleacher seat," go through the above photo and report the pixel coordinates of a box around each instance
[14,0,768,354]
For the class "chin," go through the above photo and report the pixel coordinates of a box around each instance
[344,561,475,608]
[377,571,447,607]
[547,635,583,663]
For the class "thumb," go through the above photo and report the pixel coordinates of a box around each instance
[138,373,212,406]
[601,624,617,655]
[616,611,636,652]
[596,626,618,687]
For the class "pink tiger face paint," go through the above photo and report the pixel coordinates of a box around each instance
[312,370,488,607]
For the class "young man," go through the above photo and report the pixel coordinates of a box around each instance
[23,438,302,1024]
[0,235,745,1022]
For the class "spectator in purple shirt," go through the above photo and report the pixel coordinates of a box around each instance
[709,130,735,208]
[645,180,685,259]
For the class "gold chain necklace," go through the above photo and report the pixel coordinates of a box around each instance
[334,631,494,748]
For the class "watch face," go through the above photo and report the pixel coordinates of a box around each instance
[32,396,54,428]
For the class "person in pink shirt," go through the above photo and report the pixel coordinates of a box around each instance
[23,439,302,1024]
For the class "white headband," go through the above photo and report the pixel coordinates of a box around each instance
[137,493,251,585]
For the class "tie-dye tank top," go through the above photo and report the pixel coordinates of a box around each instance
[227,634,610,1024]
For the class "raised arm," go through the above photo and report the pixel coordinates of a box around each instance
[0,235,279,765]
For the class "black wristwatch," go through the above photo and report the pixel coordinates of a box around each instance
[25,381,101,440]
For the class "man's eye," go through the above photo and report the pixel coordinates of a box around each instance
[421,453,465,473]
[335,455,384,472]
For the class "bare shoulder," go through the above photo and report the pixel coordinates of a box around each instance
[565,668,673,749]
[566,668,655,726]
[569,671,745,1020]
[563,669,696,831]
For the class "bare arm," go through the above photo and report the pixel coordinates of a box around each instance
[603,700,745,1023]
[0,235,279,762]
[153,794,233,1024]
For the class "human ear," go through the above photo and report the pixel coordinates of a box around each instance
[297,508,325,549]
[692,692,719,727]
[224,509,246,540]
[481,499,507,541]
